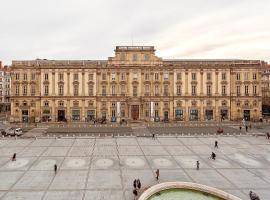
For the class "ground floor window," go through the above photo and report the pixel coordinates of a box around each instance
[220,109,228,120]
[121,110,125,117]
[101,111,106,119]
[87,110,95,121]
[175,109,183,120]
[205,110,213,120]
[154,110,159,117]
[190,109,198,121]
[243,110,250,121]
[72,110,80,121]
[164,111,169,120]
[22,110,29,123]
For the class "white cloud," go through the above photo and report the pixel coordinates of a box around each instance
[0,0,269,64]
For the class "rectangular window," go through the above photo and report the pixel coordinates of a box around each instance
[222,85,226,95]
[207,85,212,95]
[88,73,93,81]
[244,72,249,81]
[253,73,257,80]
[144,54,150,61]
[155,110,159,117]
[154,73,159,81]
[236,73,240,81]
[253,85,257,95]
[15,73,20,80]
[154,85,159,95]
[145,85,150,95]
[192,85,196,95]
[15,85,19,95]
[164,85,169,96]
[222,72,226,80]
[121,110,125,117]
[237,85,240,96]
[112,85,116,95]
[133,73,138,80]
[23,85,27,95]
[207,73,211,81]
[31,73,36,80]
[74,73,78,81]
[120,53,126,61]
[111,72,116,81]
[192,73,196,81]
[121,73,125,81]
[23,73,27,80]
[44,85,49,96]
[120,85,125,95]
[31,85,35,96]
[133,86,137,97]
[145,73,149,80]
[177,73,181,80]
[164,73,169,80]
[74,85,79,96]
[44,73,49,80]
[245,85,249,95]
[133,53,138,61]
[102,73,106,81]
[177,85,181,96]
[102,85,106,96]
[59,85,64,96]
[88,85,93,96]
[59,73,64,81]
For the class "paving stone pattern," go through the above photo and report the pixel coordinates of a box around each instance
[0,136,269,199]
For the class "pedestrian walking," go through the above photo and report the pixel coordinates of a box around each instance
[133,179,137,189]
[196,160,200,170]
[246,125,248,132]
[152,133,155,140]
[214,140,218,148]
[239,126,242,131]
[266,132,270,140]
[211,152,216,160]
[155,169,160,180]
[137,179,141,189]
[249,191,260,200]
[54,164,57,174]
[11,153,16,161]
[133,189,138,200]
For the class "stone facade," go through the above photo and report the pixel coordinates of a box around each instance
[10,46,266,123]
[262,65,270,114]
[0,62,11,112]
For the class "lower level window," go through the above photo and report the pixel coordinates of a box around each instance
[72,110,80,121]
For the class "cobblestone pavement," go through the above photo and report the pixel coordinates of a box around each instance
[0,135,269,199]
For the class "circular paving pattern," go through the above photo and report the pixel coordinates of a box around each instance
[7,159,29,169]
[37,159,57,169]
[66,158,86,168]
[125,157,145,167]
[153,158,172,167]
[95,158,114,168]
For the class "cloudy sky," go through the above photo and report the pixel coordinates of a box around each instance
[0,0,270,64]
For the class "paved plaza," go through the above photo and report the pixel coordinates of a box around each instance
[0,135,269,200]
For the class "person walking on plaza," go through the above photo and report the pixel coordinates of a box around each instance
[211,152,216,160]
[11,153,16,161]
[214,140,218,148]
[133,179,137,189]
[246,125,248,132]
[133,189,138,200]
[239,126,242,132]
[155,169,160,180]
[54,164,57,174]
[266,132,270,140]
[137,179,141,189]
[196,160,200,170]
[249,191,260,200]
[152,133,155,140]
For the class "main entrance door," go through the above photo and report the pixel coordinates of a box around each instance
[131,105,139,120]
[243,110,250,121]
[22,110,28,123]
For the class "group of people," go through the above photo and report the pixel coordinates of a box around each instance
[132,179,141,199]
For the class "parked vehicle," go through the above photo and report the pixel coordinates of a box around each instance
[4,128,23,136]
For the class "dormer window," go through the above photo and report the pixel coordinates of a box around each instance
[120,53,126,61]
[144,54,150,61]
[133,53,138,61]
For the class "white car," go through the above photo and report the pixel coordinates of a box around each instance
[5,128,23,136]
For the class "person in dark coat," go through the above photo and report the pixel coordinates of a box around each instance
[54,164,57,174]
[133,189,138,200]
[211,152,216,160]
[133,179,137,189]
[155,169,160,180]
[196,160,200,170]
[214,141,218,148]
[137,179,141,189]
[12,153,16,161]
[249,191,260,200]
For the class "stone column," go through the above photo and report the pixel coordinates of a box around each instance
[200,71,203,95]
[82,72,85,96]
[67,72,70,96]
[52,72,55,96]
[185,71,188,95]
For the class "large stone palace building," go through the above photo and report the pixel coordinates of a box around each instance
[10,46,266,123]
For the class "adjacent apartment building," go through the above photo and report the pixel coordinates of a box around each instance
[10,46,266,123]
[0,61,11,112]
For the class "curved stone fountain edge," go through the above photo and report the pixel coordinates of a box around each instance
[138,182,242,200]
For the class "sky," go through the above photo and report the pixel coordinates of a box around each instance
[0,0,270,65]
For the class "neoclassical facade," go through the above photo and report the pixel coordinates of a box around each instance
[10,46,266,123]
